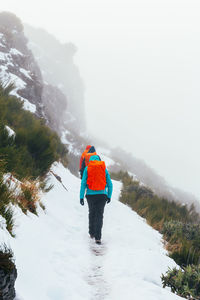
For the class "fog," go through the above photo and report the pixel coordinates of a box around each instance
[1,0,200,199]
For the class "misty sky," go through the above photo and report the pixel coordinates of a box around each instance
[1,0,200,199]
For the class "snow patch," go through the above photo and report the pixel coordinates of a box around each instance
[22,98,36,113]
[128,171,138,180]
[0,65,9,82]
[0,33,6,47]
[5,125,15,138]
[8,89,36,114]
[10,48,23,56]
[0,215,6,231]
[0,67,26,91]
[19,68,32,80]
[0,52,10,61]
[6,62,14,67]
[61,131,81,156]
[0,42,5,48]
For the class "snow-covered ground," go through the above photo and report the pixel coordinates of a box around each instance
[0,163,183,300]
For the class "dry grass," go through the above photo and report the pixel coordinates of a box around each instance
[6,175,44,215]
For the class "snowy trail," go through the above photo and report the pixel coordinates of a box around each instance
[0,163,183,300]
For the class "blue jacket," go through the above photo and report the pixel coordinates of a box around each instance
[80,155,113,199]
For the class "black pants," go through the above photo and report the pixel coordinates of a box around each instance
[86,194,107,240]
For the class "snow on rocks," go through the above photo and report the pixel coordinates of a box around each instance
[0,42,5,48]
[10,48,23,56]
[7,88,37,114]
[61,130,81,156]
[0,31,43,117]
[0,52,8,61]
[19,68,32,80]
[21,97,36,113]
[0,162,184,300]
[9,74,26,90]
[0,64,27,91]
[0,33,6,48]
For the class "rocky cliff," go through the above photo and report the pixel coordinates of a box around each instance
[0,12,44,117]
[0,12,72,134]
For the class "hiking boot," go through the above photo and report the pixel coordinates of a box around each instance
[95,240,101,245]
[89,235,94,239]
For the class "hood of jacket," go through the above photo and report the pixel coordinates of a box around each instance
[89,155,101,162]
[85,145,92,150]
[88,146,96,153]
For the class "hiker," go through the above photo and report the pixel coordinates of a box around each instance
[79,145,98,179]
[80,155,113,244]
[79,145,91,175]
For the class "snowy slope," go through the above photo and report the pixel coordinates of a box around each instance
[0,163,183,300]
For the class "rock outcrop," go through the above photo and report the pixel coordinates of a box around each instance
[0,268,17,300]
[0,12,44,117]
[0,261,17,300]
[0,11,70,134]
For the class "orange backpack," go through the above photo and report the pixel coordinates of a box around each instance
[85,152,97,166]
[87,160,106,190]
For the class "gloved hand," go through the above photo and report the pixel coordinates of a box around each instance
[80,199,84,206]
[106,197,111,204]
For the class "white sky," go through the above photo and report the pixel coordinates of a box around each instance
[1,0,200,199]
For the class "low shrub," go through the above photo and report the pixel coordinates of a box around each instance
[161,265,200,299]
[162,221,200,266]
[0,82,65,235]
[0,83,68,180]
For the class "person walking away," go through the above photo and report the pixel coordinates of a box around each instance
[80,146,98,179]
[80,155,113,244]
[79,145,91,178]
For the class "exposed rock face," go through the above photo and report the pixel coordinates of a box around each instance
[0,12,70,134]
[0,12,44,116]
[0,267,17,300]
